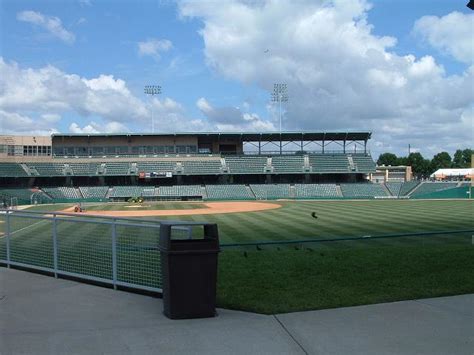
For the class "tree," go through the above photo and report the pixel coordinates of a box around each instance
[407,152,431,178]
[377,152,398,166]
[431,151,452,171]
[452,149,473,168]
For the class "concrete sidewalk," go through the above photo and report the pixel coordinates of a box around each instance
[0,268,472,355]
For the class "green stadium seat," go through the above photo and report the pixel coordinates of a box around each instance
[250,184,290,199]
[205,185,255,200]
[295,184,341,198]
[340,183,389,198]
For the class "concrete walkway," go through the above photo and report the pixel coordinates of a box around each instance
[0,268,472,355]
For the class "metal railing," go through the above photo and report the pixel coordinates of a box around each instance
[0,209,204,293]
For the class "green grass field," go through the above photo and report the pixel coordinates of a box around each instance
[1,199,473,313]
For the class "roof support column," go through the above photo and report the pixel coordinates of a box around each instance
[364,140,367,154]
[259,140,261,155]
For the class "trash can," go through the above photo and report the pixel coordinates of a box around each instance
[159,222,220,319]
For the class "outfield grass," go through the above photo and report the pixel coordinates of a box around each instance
[1,199,473,314]
[146,199,474,244]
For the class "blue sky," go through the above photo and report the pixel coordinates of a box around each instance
[0,0,472,157]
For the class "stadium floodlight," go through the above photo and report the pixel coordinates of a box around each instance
[271,83,288,133]
[144,85,161,133]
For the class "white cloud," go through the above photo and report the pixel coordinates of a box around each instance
[0,110,58,135]
[138,38,173,60]
[196,97,275,131]
[179,0,474,157]
[69,121,128,134]
[0,58,148,126]
[414,11,473,64]
[17,10,75,44]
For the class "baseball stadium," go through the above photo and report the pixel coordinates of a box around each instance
[0,132,473,314]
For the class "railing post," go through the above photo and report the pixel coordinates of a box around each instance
[112,220,117,290]
[52,214,58,278]
[6,210,11,268]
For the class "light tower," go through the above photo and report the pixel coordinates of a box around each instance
[271,83,288,134]
[144,85,161,133]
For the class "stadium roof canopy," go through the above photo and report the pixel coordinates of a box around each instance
[52,131,372,141]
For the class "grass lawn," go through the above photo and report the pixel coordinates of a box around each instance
[2,199,473,314]
[217,237,474,314]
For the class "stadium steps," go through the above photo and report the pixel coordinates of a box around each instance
[77,187,84,198]
[381,183,392,196]
[336,185,343,197]
[289,185,296,198]
[201,185,208,199]
[407,183,423,197]
[347,156,355,171]
[105,187,114,199]
[19,163,32,176]
[245,185,256,199]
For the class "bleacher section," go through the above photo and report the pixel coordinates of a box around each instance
[69,163,99,176]
[42,187,80,199]
[409,182,459,197]
[136,161,176,173]
[225,156,268,174]
[78,186,109,199]
[295,184,341,198]
[206,185,254,200]
[158,185,203,198]
[104,162,131,175]
[399,181,420,196]
[28,163,65,176]
[0,163,28,177]
[309,154,350,173]
[182,160,222,175]
[0,188,50,204]
[340,183,389,198]
[271,155,305,173]
[109,186,153,198]
[352,155,376,173]
[250,184,290,199]
[385,182,403,197]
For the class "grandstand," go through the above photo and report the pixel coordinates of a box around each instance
[250,184,291,199]
[295,184,341,198]
[409,182,459,197]
[0,131,469,204]
[340,183,389,199]
[206,185,254,200]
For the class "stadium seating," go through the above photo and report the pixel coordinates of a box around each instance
[0,163,28,177]
[0,188,49,204]
[136,161,176,173]
[271,155,305,173]
[225,156,268,174]
[68,163,99,176]
[340,183,389,198]
[309,154,350,173]
[205,184,255,200]
[109,186,152,198]
[104,162,131,175]
[158,185,203,198]
[42,187,81,199]
[295,184,341,198]
[78,186,109,199]
[250,184,290,199]
[351,154,376,173]
[28,163,65,176]
[399,181,420,196]
[409,182,459,197]
[385,182,403,197]
[182,160,222,175]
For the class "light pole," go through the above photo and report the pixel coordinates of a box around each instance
[144,85,161,133]
[271,83,288,134]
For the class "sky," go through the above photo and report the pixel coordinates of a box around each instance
[0,0,472,158]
